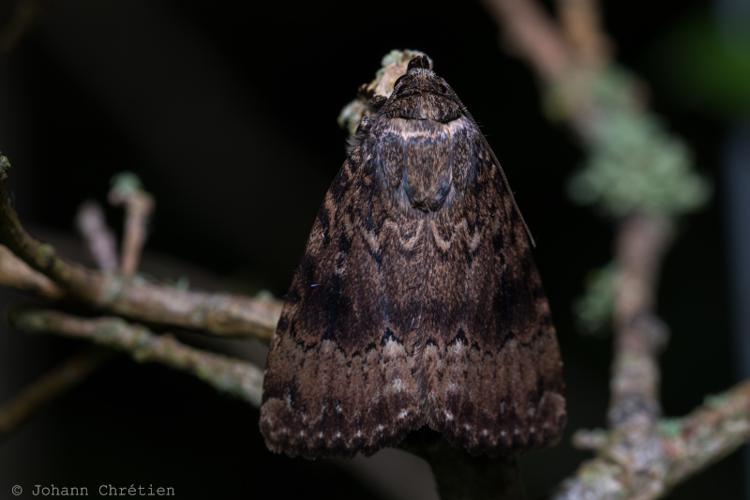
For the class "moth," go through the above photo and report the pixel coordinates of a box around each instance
[260,55,565,458]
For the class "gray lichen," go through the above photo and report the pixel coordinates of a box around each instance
[0,153,11,181]
[561,68,711,217]
[110,172,143,199]
[337,49,429,135]
[575,263,616,335]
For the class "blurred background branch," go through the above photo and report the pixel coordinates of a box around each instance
[483,0,746,497]
[0,0,41,55]
[0,347,111,439]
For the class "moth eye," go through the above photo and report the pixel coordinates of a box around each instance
[439,83,448,94]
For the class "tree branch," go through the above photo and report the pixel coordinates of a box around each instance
[482,0,738,497]
[0,244,62,299]
[0,175,281,340]
[108,173,153,276]
[10,308,264,406]
[558,381,750,499]
[0,347,112,439]
[664,381,750,488]
[421,443,525,500]
[555,214,674,499]
[556,0,610,68]
[609,215,671,428]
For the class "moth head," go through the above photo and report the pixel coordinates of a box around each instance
[382,59,464,123]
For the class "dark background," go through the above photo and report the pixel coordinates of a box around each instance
[0,0,742,499]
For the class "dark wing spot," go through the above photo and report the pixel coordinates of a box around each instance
[380,327,401,346]
[451,328,468,346]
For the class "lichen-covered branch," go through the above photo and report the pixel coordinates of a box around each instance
[0,347,112,438]
[557,381,750,499]
[486,0,709,218]
[10,308,264,406]
[552,215,675,499]
[482,0,740,498]
[551,215,675,499]
[663,381,750,488]
[0,164,281,340]
[609,215,671,427]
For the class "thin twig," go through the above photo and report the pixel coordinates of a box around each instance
[0,347,112,438]
[417,441,525,500]
[482,0,573,82]
[75,201,119,273]
[0,179,281,340]
[108,174,153,276]
[0,0,41,55]
[10,308,264,406]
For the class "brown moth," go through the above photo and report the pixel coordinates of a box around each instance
[260,55,565,458]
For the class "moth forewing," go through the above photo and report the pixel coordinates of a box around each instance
[260,55,565,459]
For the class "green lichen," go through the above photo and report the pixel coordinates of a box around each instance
[94,319,127,342]
[658,418,684,439]
[130,330,155,363]
[8,308,50,332]
[37,243,56,266]
[101,275,126,304]
[337,49,428,135]
[380,49,409,68]
[575,263,616,335]
[0,153,10,181]
[561,68,711,217]
[377,49,426,80]
[337,99,368,135]
[110,172,143,198]
[704,393,730,409]
[173,276,190,291]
